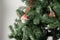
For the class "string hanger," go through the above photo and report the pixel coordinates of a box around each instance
[20,0,33,23]
[25,0,33,14]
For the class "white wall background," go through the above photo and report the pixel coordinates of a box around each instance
[0,0,2,40]
[2,0,25,40]
[1,0,60,40]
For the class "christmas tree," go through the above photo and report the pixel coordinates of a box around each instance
[9,0,60,40]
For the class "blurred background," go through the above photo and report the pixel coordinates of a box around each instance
[0,0,25,40]
[0,0,59,40]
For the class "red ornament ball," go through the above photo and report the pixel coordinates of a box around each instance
[21,14,28,20]
[21,14,28,23]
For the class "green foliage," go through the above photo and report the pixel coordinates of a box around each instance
[49,21,60,29]
[16,7,25,17]
[53,2,60,21]
[9,0,60,40]
[33,14,40,25]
